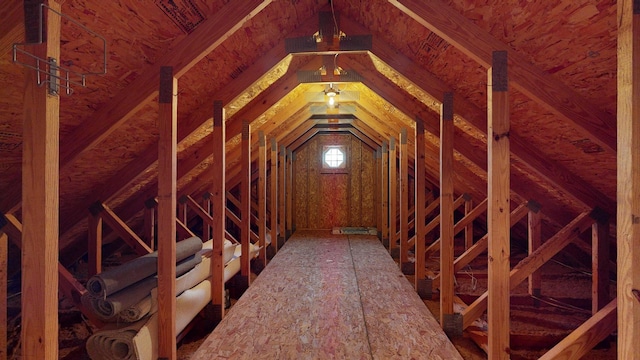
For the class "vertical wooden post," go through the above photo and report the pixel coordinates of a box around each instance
[415,118,427,296]
[527,201,542,302]
[440,92,456,331]
[618,4,640,356]
[389,136,398,254]
[399,129,409,268]
[157,66,178,359]
[376,148,382,239]
[487,51,510,360]
[258,131,267,265]
[592,209,610,314]
[287,149,294,236]
[0,232,7,360]
[270,138,278,253]
[240,120,251,286]
[382,141,389,245]
[143,198,157,250]
[21,2,60,358]
[278,145,286,245]
[87,213,102,277]
[464,196,474,250]
[211,100,226,321]
[202,192,212,242]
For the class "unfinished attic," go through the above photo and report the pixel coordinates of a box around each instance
[0,0,637,359]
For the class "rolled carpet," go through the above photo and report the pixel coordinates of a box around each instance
[87,236,203,298]
[86,279,213,360]
[83,254,202,321]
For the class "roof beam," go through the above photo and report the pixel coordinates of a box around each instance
[389,0,616,154]
[0,0,23,55]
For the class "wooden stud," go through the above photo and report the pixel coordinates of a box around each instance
[143,198,157,250]
[157,66,178,359]
[270,138,278,252]
[399,129,409,266]
[287,149,294,236]
[87,213,102,277]
[241,120,251,285]
[0,232,6,360]
[89,202,152,255]
[464,197,474,250]
[202,193,212,242]
[375,148,382,238]
[389,136,398,254]
[528,201,542,300]
[279,145,286,243]
[439,92,456,328]
[617,1,640,357]
[382,141,389,243]
[21,2,61,358]
[258,131,267,265]
[415,118,427,290]
[487,51,510,359]
[592,210,610,314]
[211,100,226,321]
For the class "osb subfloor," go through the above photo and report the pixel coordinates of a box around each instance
[191,230,463,359]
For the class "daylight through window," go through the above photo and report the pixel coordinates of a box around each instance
[324,147,344,168]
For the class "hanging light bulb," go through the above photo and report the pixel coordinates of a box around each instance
[328,96,335,106]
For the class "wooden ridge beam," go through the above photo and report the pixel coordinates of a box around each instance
[617,1,640,358]
[461,210,596,329]
[389,0,616,154]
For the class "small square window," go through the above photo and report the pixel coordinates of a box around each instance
[323,146,346,170]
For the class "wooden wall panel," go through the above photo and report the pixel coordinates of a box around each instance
[293,133,375,229]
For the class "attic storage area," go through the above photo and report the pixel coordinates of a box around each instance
[0,0,638,359]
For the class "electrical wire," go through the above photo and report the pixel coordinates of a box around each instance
[330,0,339,38]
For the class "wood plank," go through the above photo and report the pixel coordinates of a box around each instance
[87,213,102,277]
[57,0,273,172]
[279,145,286,242]
[415,118,427,286]
[143,200,156,250]
[92,202,152,255]
[21,2,61,357]
[617,2,640,358]
[399,129,409,265]
[211,100,226,321]
[270,138,278,252]
[539,299,617,360]
[440,92,455,325]
[287,149,293,236]
[157,66,178,359]
[0,0,23,56]
[201,193,212,242]
[0,232,6,360]
[528,202,542,298]
[241,120,251,285]
[462,211,595,329]
[389,0,616,154]
[382,141,389,242]
[389,136,398,253]
[258,131,267,265]
[592,211,610,314]
[464,197,474,250]
[487,51,511,360]
[422,197,487,254]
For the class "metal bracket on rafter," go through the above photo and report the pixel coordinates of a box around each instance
[12,3,107,96]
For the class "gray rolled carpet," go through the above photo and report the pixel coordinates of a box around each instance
[86,236,203,298]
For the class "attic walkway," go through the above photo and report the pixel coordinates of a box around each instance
[192,230,462,359]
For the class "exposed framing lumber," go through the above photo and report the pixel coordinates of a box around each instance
[0,232,6,360]
[440,92,455,326]
[270,138,278,252]
[89,202,152,255]
[399,129,409,265]
[21,2,61,357]
[617,2,640,357]
[462,210,596,330]
[422,196,487,254]
[389,0,616,154]
[157,66,178,359]
[487,51,510,359]
[87,213,102,277]
[258,131,267,265]
[415,119,427,289]
[0,0,23,56]
[539,299,617,360]
[211,100,226,321]
[389,136,398,253]
[143,198,157,250]
[278,145,286,242]
[382,141,389,243]
[592,210,611,314]
[528,201,542,299]
[464,196,474,250]
[241,120,252,285]
[201,193,212,242]
[286,149,294,236]
[375,148,382,237]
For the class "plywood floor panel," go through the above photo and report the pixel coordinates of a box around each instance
[192,230,462,359]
